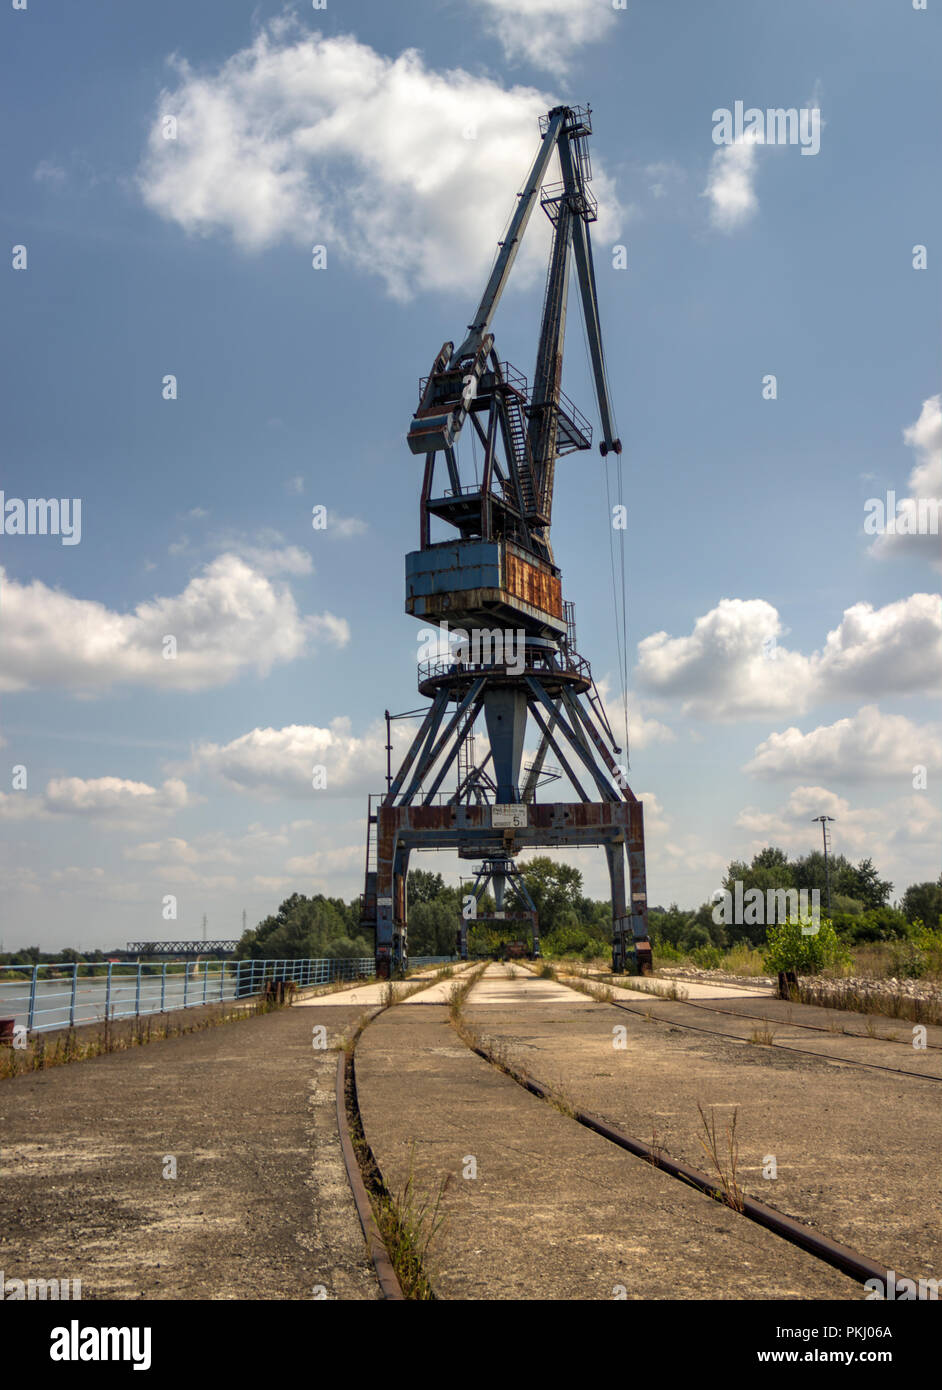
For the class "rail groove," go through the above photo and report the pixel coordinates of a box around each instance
[591,971,942,1053]
[464,1033,901,1291]
[599,990,942,1083]
[336,1046,405,1301]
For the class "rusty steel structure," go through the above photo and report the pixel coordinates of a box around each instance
[360,105,652,978]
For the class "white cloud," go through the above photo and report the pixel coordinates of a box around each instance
[0,776,191,825]
[592,677,675,751]
[34,159,67,186]
[704,135,761,232]
[736,786,941,877]
[285,844,363,877]
[204,526,315,574]
[0,793,49,823]
[744,705,942,781]
[905,395,942,498]
[1,772,188,822]
[635,598,806,718]
[703,92,824,233]
[643,161,686,201]
[123,835,239,867]
[43,775,190,818]
[234,544,313,575]
[179,718,386,798]
[0,554,347,694]
[736,785,882,854]
[870,395,942,563]
[636,594,942,720]
[123,822,294,869]
[137,22,623,300]
[479,0,617,76]
[815,593,942,699]
[327,514,368,540]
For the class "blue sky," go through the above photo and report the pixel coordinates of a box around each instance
[1,0,940,950]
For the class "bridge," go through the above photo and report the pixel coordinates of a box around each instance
[126,940,239,958]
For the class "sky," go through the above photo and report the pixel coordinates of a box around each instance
[1,0,940,952]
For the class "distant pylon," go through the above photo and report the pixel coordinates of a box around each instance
[811,815,836,914]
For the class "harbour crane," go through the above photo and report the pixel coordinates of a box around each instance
[361,105,651,978]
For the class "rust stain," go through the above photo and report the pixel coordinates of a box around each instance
[503,550,563,619]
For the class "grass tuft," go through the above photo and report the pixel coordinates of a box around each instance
[696,1103,745,1213]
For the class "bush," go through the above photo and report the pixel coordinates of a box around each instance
[833,906,911,944]
[690,945,723,970]
[541,924,607,958]
[889,921,942,978]
[652,941,686,964]
[763,916,850,976]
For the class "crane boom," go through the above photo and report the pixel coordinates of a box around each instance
[404,103,623,630]
[453,109,566,363]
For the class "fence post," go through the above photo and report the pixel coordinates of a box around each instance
[135,963,142,1019]
[183,962,188,1009]
[69,965,77,1028]
[105,962,113,1022]
[161,963,167,1013]
[202,960,208,1004]
[28,965,38,1032]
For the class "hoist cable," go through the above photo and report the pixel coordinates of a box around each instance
[573,258,631,769]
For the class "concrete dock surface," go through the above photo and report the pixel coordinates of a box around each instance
[3,959,934,1300]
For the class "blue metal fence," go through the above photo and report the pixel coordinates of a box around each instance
[0,957,376,1035]
[0,955,460,1036]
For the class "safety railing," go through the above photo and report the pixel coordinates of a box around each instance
[417,646,590,688]
[0,958,377,1035]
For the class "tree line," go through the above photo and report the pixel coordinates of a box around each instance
[8,851,939,965]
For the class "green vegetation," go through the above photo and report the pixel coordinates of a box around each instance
[7,852,939,981]
[0,993,284,1081]
[762,916,850,976]
[235,892,372,960]
[648,855,939,959]
[696,1104,745,1213]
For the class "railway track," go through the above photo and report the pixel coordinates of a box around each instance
[565,969,942,1084]
[590,968,942,1051]
[340,961,920,1299]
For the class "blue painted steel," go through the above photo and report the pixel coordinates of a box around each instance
[406,541,502,598]
[0,958,382,1036]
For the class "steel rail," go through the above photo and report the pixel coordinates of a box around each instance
[598,989,942,1084]
[590,973,942,1054]
[464,1032,904,1291]
[335,1050,405,1301]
